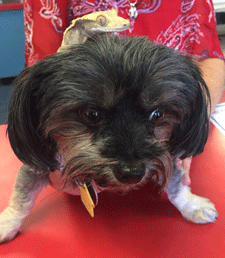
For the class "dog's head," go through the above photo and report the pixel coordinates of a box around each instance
[7,35,210,192]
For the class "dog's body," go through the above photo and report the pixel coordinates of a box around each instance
[0,35,218,243]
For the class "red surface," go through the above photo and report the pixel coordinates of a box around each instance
[0,3,23,12]
[0,93,225,257]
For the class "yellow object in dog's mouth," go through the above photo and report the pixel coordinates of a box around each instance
[78,182,95,217]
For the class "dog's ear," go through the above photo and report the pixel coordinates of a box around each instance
[170,57,211,159]
[7,68,58,172]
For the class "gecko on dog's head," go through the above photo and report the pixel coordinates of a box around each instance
[0,10,218,244]
[57,8,130,52]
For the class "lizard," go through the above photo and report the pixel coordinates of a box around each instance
[57,8,130,52]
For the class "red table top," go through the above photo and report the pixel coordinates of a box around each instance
[0,93,225,258]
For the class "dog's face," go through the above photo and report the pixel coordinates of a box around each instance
[7,35,210,192]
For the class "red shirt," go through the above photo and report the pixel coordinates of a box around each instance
[24,0,224,67]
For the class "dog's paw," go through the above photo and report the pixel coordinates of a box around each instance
[0,207,23,243]
[180,195,218,224]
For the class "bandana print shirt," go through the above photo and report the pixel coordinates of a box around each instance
[24,0,224,67]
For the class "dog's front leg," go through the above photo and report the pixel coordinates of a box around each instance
[166,165,218,224]
[0,165,49,243]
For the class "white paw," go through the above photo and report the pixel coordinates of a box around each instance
[180,195,218,224]
[0,207,23,243]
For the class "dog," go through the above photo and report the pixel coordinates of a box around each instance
[0,34,218,243]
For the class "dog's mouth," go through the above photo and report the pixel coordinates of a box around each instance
[72,155,173,193]
[60,151,173,194]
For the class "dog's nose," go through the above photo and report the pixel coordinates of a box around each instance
[114,163,145,184]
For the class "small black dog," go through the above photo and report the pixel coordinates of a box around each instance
[0,34,218,243]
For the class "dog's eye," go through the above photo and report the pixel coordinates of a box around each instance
[80,108,102,124]
[149,109,165,124]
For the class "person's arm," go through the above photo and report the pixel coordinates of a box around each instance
[197,58,225,113]
[181,57,225,186]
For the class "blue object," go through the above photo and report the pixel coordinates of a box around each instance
[0,8,25,78]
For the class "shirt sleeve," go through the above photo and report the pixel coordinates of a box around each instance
[187,0,224,59]
[24,0,70,67]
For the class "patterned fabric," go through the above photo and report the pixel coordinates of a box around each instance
[24,0,224,67]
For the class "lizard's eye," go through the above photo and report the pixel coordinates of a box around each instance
[96,15,107,26]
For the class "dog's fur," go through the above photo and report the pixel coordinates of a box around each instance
[0,35,218,243]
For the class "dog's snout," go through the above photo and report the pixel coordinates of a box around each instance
[114,163,145,184]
